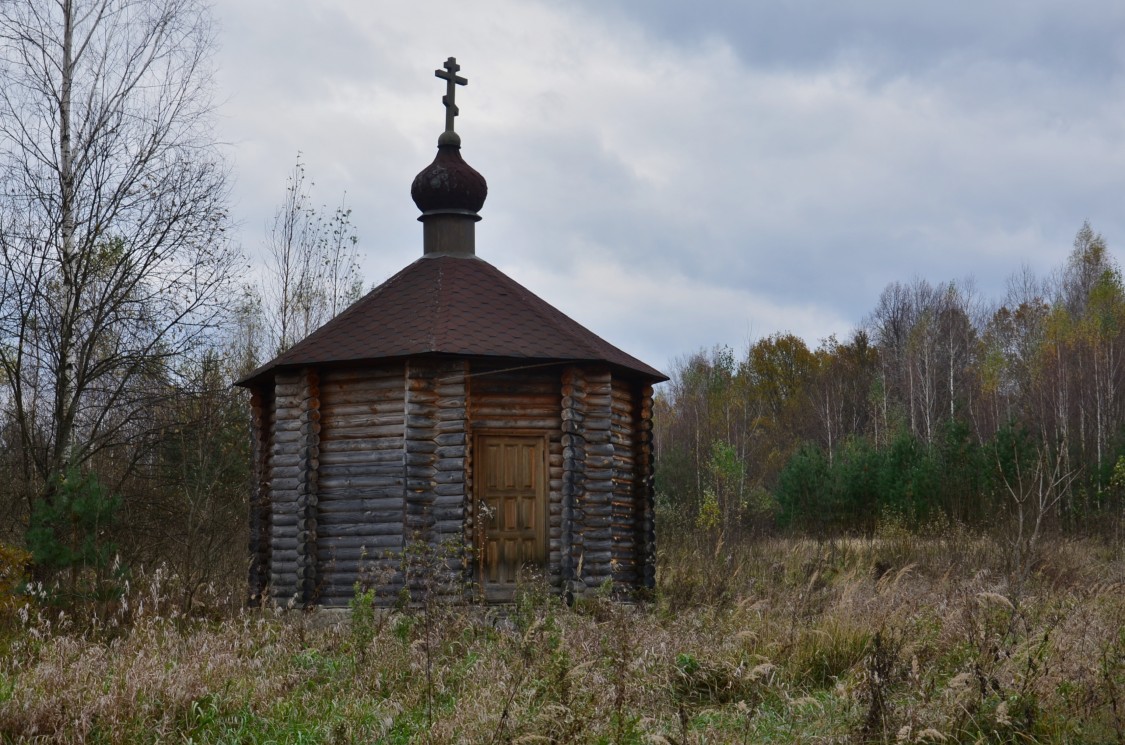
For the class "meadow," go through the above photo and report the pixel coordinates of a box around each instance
[1,529,1122,744]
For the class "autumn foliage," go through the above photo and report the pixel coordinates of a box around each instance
[656,223,1125,542]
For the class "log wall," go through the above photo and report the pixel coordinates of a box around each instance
[315,365,405,605]
[403,359,468,602]
[578,369,615,592]
[560,367,586,598]
[610,378,638,588]
[638,384,657,590]
[562,370,655,599]
[295,370,320,603]
[254,359,655,606]
[267,370,316,604]
[248,386,272,604]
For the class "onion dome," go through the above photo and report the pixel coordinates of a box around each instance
[411,56,487,218]
[410,141,488,216]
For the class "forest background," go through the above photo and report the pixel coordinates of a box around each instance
[658,220,1125,546]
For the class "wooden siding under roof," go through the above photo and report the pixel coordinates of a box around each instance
[248,357,657,607]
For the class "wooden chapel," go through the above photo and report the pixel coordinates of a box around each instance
[237,58,667,606]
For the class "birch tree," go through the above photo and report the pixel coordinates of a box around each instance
[0,0,235,516]
[868,281,915,439]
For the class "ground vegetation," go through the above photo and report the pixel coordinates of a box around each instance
[0,533,1121,743]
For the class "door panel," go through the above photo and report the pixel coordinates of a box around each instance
[475,434,546,600]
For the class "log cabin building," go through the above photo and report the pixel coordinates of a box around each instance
[236,58,667,606]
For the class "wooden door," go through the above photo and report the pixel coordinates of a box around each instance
[475,434,547,601]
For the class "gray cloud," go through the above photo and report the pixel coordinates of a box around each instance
[212,0,1125,375]
[581,1,1125,84]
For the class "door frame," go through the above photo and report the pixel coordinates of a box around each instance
[471,429,550,597]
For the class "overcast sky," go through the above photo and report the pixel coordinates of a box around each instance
[212,0,1125,376]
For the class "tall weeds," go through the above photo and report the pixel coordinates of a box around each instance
[0,533,1121,743]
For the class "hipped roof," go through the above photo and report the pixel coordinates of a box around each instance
[237,254,667,387]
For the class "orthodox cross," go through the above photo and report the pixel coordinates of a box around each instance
[435,56,467,133]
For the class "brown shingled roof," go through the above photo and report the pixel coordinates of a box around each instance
[237,254,666,386]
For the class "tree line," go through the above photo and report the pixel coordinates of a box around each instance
[656,223,1125,542]
[0,0,361,607]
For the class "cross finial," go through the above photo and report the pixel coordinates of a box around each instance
[435,56,468,135]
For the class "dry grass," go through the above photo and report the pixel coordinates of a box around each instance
[0,534,1123,743]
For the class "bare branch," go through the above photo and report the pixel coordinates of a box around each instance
[0,0,236,508]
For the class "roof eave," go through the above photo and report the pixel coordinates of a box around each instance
[234,351,666,389]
